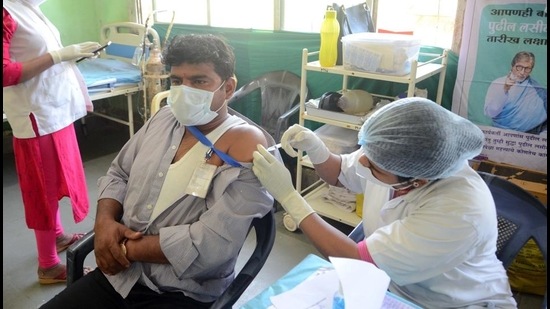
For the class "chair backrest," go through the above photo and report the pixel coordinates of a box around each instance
[477,171,547,268]
[347,220,365,243]
[477,171,547,308]
[211,209,276,309]
[150,90,169,116]
[227,70,308,143]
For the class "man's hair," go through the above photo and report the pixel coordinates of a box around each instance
[511,51,535,67]
[162,34,235,80]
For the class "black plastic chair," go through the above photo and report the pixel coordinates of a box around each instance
[227,70,308,143]
[477,171,547,309]
[347,171,548,308]
[67,210,276,309]
[347,219,364,244]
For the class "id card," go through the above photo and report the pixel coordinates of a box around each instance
[184,162,217,198]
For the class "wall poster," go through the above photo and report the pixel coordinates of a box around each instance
[452,0,547,173]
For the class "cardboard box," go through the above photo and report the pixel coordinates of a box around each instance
[470,160,547,205]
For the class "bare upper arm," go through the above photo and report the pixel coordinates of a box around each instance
[223,123,269,163]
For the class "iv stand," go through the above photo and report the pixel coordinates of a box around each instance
[138,10,175,122]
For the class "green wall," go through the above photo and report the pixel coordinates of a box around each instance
[41,0,130,45]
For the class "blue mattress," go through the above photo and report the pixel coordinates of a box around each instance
[77,58,141,92]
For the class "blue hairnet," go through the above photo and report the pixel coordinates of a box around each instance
[358,97,484,180]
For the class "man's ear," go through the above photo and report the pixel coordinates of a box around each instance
[224,75,237,99]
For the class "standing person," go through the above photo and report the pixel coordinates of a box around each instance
[484,51,547,134]
[40,33,276,309]
[252,97,517,308]
[3,0,101,284]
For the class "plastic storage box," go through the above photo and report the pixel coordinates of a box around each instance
[341,33,421,76]
[314,124,359,154]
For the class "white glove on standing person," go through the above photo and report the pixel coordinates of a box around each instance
[253,145,315,226]
[281,124,330,164]
[49,41,101,64]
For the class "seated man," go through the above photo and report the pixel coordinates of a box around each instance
[41,34,274,309]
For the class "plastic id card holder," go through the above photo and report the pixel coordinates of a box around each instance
[184,162,217,198]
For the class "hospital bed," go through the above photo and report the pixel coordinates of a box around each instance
[77,22,160,137]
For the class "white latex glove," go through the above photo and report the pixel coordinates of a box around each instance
[49,42,101,64]
[253,144,315,226]
[280,124,330,164]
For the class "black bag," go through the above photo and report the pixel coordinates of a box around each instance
[319,91,343,112]
[331,2,375,65]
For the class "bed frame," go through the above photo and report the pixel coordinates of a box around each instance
[81,22,160,137]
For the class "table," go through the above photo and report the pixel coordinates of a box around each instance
[240,254,422,309]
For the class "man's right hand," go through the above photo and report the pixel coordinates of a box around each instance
[49,41,101,64]
[94,221,142,276]
[280,124,330,164]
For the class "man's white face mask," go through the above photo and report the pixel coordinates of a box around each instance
[168,81,225,126]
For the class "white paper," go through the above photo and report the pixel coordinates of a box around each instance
[329,256,391,309]
[268,257,413,309]
[270,267,339,309]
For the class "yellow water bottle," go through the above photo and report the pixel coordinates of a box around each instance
[319,8,340,67]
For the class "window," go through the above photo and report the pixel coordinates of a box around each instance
[140,0,458,49]
[141,0,273,30]
[375,0,457,48]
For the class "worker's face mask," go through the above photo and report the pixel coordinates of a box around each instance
[168,81,225,126]
[356,162,412,191]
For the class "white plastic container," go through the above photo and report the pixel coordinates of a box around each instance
[314,124,359,154]
[338,89,374,114]
[341,33,421,76]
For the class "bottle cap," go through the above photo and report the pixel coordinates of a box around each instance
[325,10,336,18]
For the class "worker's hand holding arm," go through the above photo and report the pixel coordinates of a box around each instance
[253,145,315,226]
[49,41,101,64]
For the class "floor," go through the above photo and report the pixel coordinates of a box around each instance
[3,117,544,309]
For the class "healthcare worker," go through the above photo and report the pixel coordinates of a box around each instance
[252,97,517,308]
[3,0,100,284]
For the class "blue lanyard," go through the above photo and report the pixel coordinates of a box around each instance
[186,126,242,168]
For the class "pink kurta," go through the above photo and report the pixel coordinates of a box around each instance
[12,116,89,230]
